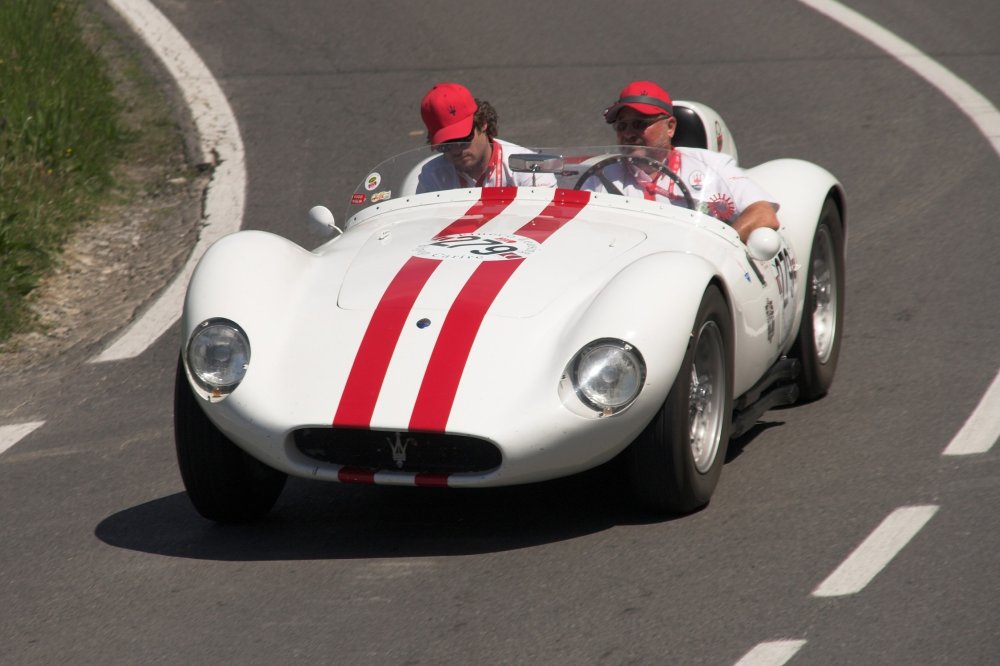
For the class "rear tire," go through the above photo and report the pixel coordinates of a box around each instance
[792,198,845,402]
[627,285,733,514]
[174,356,286,522]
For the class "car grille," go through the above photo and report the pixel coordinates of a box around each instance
[293,428,502,474]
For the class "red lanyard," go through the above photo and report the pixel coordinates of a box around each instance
[637,149,682,201]
[458,141,503,188]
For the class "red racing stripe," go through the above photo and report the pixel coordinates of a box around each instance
[332,257,437,427]
[332,188,517,427]
[408,189,591,432]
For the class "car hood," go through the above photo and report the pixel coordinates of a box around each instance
[336,191,647,318]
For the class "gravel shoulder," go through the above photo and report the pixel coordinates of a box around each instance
[0,3,205,376]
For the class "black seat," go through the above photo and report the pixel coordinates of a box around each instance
[672,105,708,149]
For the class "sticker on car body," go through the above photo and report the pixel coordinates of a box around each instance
[364,172,382,191]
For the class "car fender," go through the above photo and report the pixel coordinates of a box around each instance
[442,251,724,483]
[181,230,317,359]
[564,251,721,414]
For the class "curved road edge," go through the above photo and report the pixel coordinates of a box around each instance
[798,0,1000,158]
[90,0,245,364]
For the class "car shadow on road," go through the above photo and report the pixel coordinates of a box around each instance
[726,420,785,463]
[95,459,684,561]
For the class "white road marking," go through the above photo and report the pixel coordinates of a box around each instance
[0,422,45,457]
[812,505,939,597]
[91,0,246,363]
[734,640,807,666]
[943,369,1000,455]
[735,4,999,661]
[799,7,1000,466]
[797,0,1000,159]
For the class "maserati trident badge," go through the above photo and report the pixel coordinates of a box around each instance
[386,432,416,469]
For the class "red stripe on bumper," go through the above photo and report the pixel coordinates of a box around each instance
[338,467,376,484]
[414,473,450,488]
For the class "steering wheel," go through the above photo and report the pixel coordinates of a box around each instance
[572,154,696,210]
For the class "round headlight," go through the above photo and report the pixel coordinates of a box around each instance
[570,339,645,414]
[186,318,250,394]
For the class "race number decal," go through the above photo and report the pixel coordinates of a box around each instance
[773,248,795,310]
[413,233,539,261]
[773,248,797,344]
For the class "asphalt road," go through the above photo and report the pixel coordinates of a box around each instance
[2,1,999,663]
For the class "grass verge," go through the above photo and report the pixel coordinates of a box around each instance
[0,0,124,341]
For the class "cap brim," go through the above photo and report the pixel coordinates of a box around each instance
[604,98,673,123]
[432,114,475,144]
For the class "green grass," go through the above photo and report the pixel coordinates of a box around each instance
[0,0,124,341]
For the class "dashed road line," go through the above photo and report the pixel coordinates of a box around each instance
[793,2,1000,454]
[735,640,807,666]
[943,368,1000,455]
[0,422,45,457]
[812,505,939,597]
[92,0,245,363]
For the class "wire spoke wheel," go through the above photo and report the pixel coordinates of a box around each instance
[792,197,845,402]
[688,321,725,473]
[809,226,838,363]
[627,285,732,514]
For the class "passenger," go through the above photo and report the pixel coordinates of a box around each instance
[416,83,554,192]
[593,80,780,242]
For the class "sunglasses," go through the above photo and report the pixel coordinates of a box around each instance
[614,115,671,133]
[433,127,477,152]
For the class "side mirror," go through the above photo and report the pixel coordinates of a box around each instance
[746,227,781,261]
[308,205,342,238]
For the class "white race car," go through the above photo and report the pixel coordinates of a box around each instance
[174,101,845,522]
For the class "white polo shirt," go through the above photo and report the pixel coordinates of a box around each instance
[415,138,556,193]
[583,147,777,222]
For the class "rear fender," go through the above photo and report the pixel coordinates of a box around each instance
[746,160,845,342]
[746,159,845,265]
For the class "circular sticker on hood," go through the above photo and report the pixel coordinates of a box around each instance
[413,233,540,261]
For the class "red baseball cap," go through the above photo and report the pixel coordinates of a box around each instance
[603,81,674,122]
[420,83,478,144]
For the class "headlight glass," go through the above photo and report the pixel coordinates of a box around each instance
[186,318,250,394]
[570,339,645,414]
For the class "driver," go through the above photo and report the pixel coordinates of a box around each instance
[590,80,780,243]
[416,83,555,192]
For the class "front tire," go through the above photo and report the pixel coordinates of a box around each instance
[792,198,845,402]
[627,285,733,514]
[174,356,286,522]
